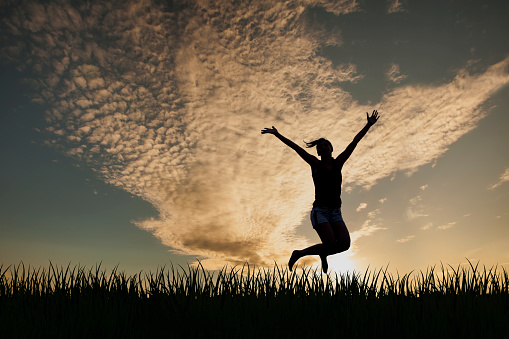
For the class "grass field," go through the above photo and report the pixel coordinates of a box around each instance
[1,260,508,338]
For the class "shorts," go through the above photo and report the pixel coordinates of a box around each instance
[310,206,343,228]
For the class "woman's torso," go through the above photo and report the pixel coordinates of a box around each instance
[311,159,343,208]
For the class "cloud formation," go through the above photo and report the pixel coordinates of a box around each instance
[386,63,407,83]
[438,222,457,230]
[397,235,415,243]
[406,195,428,220]
[2,0,508,268]
[356,202,368,212]
[420,222,433,231]
[350,208,386,250]
[489,168,509,190]
[387,0,406,14]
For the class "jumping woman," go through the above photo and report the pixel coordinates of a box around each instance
[261,110,379,273]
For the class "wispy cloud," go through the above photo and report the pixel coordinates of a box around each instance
[397,235,415,243]
[350,208,386,252]
[420,222,433,231]
[313,0,361,15]
[489,167,509,190]
[356,202,368,212]
[386,63,407,83]
[407,195,428,220]
[2,0,509,268]
[350,219,386,246]
[338,57,509,190]
[438,222,457,230]
[387,0,406,14]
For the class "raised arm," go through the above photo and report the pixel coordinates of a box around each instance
[337,110,379,163]
[261,126,318,166]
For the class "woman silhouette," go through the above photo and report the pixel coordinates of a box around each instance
[261,111,379,273]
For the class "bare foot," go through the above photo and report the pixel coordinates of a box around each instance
[320,255,328,274]
[288,250,300,271]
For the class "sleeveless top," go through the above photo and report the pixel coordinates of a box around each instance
[312,159,343,208]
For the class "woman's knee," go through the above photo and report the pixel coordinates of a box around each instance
[333,238,350,253]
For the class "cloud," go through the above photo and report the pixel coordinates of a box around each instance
[489,167,509,190]
[386,63,407,83]
[367,208,380,219]
[406,195,428,220]
[420,222,433,231]
[438,222,457,230]
[396,235,415,243]
[341,57,509,189]
[387,0,406,14]
[312,0,360,15]
[2,0,509,269]
[356,202,367,212]
[350,219,386,248]
[350,208,386,252]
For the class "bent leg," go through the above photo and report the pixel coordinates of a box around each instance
[329,221,351,254]
[314,222,337,273]
[288,222,336,273]
[301,222,337,255]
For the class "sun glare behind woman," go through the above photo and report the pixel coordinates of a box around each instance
[327,252,356,273]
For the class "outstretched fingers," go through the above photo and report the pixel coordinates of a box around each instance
[366,110,379,125]
[261,126,278,134]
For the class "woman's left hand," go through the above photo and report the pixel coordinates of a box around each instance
[367,110,379,125]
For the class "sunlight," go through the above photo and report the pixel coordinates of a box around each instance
[326,251,357,274]
[304,251,356,274]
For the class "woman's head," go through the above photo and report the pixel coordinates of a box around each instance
[305,138,333,157]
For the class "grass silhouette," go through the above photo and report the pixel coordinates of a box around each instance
[1,260,508,337]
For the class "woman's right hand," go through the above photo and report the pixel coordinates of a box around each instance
[261,126,279,135]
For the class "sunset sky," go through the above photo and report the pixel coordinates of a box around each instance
[1,0,508,276]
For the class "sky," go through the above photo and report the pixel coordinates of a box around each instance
[1,0,508,276]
